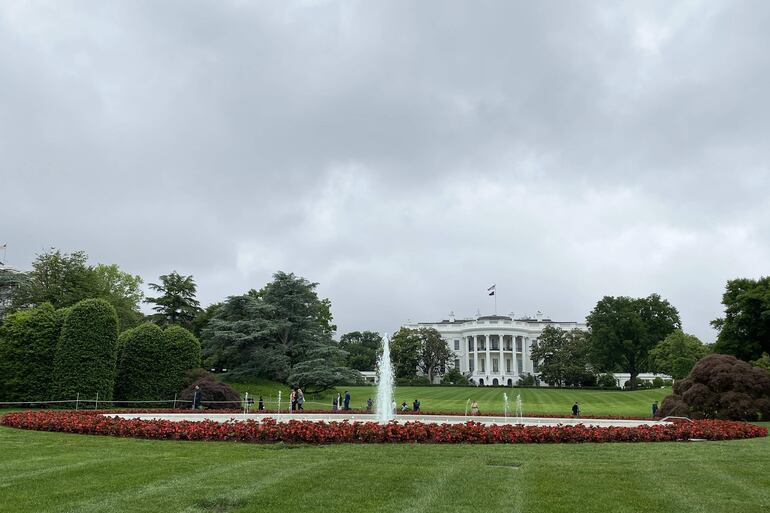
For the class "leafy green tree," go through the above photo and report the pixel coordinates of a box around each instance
[191,302,222,339]
[12,250,98,310]
[145,271,201,327]
[389,328,422,379]
[441,367,470,385]
[93,264,144,331]
[649,330,709,380]
[0,268,31,319]
[530,326,592,387]
[338,331,382,371]
[390,327,453,382]
[52,298,119,400]
[0,303,61,401]
[287,345,362,393]
[587,294,681,390]
[712,277,770,362]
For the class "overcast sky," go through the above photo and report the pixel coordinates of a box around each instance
[2,1,769,342]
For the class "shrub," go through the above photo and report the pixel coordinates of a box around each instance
[440,368,470,386]
[0,303,61,401]
[114,323,167,401]
[179,377,241,409]
[163,325,202,395]
[652,377,665,387]
[396,376,431,386]
[517,374,536,386]
[659,354,770,421]
[52,298,119,401]
[597,373,617,389]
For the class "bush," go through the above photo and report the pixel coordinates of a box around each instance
[440,368,470,385]
[659,354,770,421]
[114,323,167,401]
[597,373,617,389]
[52,298,119,401]
[396,376,431,386]
[179,377,241,409]
[163,325,202,395]
[517,374,536,386]
[0,303,61,401]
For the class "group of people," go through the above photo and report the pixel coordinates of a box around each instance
[332,390,351,411]
[290,387,305,411]
[399,399,421,412]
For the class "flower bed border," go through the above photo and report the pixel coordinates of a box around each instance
[1,410,766,444]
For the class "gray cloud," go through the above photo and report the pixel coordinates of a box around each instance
[2,0,769,342]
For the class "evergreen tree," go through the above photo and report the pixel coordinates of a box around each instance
[145,271,201,327]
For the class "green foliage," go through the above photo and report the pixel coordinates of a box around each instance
[0,267,31,318]
[517,374,536,386]
[114,323,167,400]
[115,324,202,400]
[287,345,363,393]
[649,330,709,380]
[191,302,222,339]
[338,331,382,371]
[597,373,618,389]
[145,271,201,328]
[52,298,119,400]
[712,276,770,361]
[12,250,98,310]
[440,367,470,385]
[201,272,338,383]
[390,327,453,382]
[390,328,423,379]
[530,326,592,387]
[0,303,61,401]
[93,264,144,331]
[164,325,202,395]
[752,352,770,371]
[587,294,681,390]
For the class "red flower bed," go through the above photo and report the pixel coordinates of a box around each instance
[1,410,766,444]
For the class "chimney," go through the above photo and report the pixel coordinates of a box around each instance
[536,310,544,322]
[449,311,455,323]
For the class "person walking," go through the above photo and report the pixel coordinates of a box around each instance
[297,388,305,410]
[367,398,373,412]
[336,392,342,412]
[332,395,338,411]
[344,390,350,410]
[471,400,480,416]
[191,385,202,410]
[413,399,420,412]
[571,402,580,417]
[258,395,264,411]
[652,401,659,417]
[290,388,297,412]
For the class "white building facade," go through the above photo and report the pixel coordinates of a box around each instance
[404,313,587,386]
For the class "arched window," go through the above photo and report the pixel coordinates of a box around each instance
[492,378,499,386]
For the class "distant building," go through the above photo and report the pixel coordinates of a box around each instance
[404,311,587,386]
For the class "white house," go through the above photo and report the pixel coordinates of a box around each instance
[404,311,587,386]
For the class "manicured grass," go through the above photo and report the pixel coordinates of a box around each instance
[225,380,670,417]
[1,424,768,513]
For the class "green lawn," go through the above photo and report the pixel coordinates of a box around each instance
[225,380,670,417]
[1,424,768,513]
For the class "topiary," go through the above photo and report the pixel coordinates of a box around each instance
[114,323,167,401]
[0,303,61,401]
[52,298,119,401]
[163,325,201,396]
[178,377,241,409]
[659,354,770,420]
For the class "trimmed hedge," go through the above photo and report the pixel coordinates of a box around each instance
[164,325,202,396]
[0,303,62,401]
[52,298,119,401]
[115,324,202,401]
[114,323,167,401]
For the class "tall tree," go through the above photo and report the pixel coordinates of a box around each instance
[338,331,382,371]
[389,327,453,382]
[712,277,770,362]
[12,250,98,310]
[145,271,201,328]
[530,326,592,387]
[587,294,681,390]
[649,330,709,380]
[93,264,144,330]
[287,345,362,393]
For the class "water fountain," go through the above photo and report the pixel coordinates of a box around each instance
[277,390,282,414]
[376,333,395,422]
[503,392,509,419]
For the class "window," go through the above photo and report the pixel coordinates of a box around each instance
[516,337,523,352]
[491,338,499,350]
[454,339,460,351]
[468,358,474,372]
[517,357,523,374]
[492,358,499,373]
[480,359,486,372]
[468,338,474,351]
[506,359,512,373]
[454,358,460,369]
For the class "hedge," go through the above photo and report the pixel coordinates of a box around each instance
[51,298,119,401]
[0,303,61,401]
[163,325,202,396]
